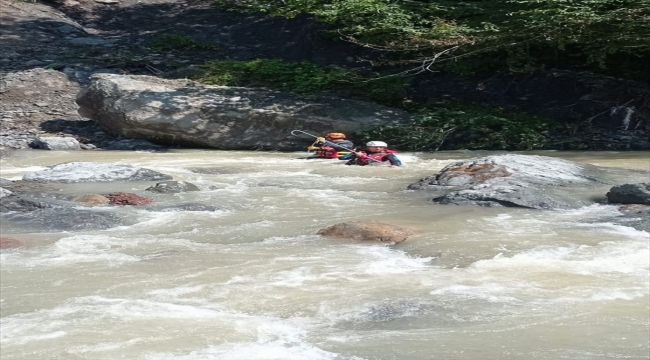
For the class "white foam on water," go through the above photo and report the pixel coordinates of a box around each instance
[0,235,217,268]
[429,282,535,303]
[0,165,48,179]
[285,188,376,206]
[0,235,140,268]
[67,338,145,354]
[145,318,351,360]
[352,246,433,275]
[470,239,649,276]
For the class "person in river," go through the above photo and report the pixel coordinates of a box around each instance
[340,141,402,167]
[309,132,356,159]
[313,133,355,152]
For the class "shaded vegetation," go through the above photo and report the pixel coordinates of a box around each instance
[150,33,219,51]
[194,59,408,105]
[357,102,553,151]
[214,0,650,80]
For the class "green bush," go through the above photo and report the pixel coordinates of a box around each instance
[357,103,552,151]
[194,59,408,104]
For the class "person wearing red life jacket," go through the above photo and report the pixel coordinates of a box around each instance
[341,141,402,167]
[310,132,356,159]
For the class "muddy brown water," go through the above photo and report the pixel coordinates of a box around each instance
[1,150,648,360]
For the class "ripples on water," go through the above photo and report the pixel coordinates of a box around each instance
[1,150,648,360]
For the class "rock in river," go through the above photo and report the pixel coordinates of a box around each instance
[22,162,172,183]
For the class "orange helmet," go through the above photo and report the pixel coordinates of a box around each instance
[325,132,346,139]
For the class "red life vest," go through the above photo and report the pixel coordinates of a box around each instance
[315,146,340,159]
[356,149,396,165]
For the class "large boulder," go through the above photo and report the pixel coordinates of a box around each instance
[22,162,172,183]
[76,74,410,150]
[317,221,413,243]
[408,154,610,209]
[31,136,81,150]
[606,183,650,205]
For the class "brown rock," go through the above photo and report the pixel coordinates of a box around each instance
[0,237,24,250]
[105,192,152,205]
[72,194,110,206]
[317,221,413,243]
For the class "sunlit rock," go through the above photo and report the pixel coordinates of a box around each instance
[317,221,412,243]
[408,154,610,209]
[0,188,13,198]
[22,162,172,183]
[606,183,650,205]
[76,73,409,150]
[72,194,110,206]
[31,136,81,150]
[106,192,153,205]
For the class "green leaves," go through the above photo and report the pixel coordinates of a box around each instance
[213,0,650,80]
[358,103,552,151]
[194,59,407,103]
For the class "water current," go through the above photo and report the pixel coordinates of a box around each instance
[1,150,649,360]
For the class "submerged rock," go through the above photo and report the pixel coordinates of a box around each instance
[408,154,609,209]
[318,221,412,243]
[106,192,153,205]
[146,180,200,193]
[606,183,650,205]
[2,208,124,231]
[0,178,13,187]
[22,162,172,183]
[0,237,25,250]
[72,194,110,206]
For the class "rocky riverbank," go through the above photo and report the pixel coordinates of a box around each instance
[1,0,649,151]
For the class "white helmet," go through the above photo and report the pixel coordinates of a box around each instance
[366,141,387,147]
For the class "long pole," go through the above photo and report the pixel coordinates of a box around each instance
[290,130,381,163]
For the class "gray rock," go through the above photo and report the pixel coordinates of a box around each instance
[76,74,409,151]
[31,136,81,150]
[408,154,608,209]
[606,183,650,205]
[146,181,200,193]
[0,178,12,187]
[0,197,48,213]
[157,203,221,212]
[57,25,77,34]
[0,188,13,198]
[22,162,172,183]
[2,208,123,231]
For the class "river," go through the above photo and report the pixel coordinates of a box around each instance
[1,150,648,360]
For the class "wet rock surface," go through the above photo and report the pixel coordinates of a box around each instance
[32,136,81,150]
[408,154,609,209]
[145,180,200,193]
[317,221,413,243]
[72,193,110,206]
[606,183,650,205]
[22,162,172,183]
[105,192,153,205]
